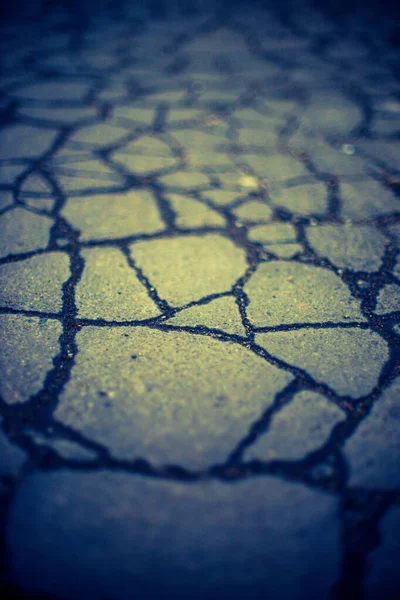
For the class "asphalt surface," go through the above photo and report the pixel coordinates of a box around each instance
[0,1,400,599]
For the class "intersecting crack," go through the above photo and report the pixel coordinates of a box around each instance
[1,1,400,598]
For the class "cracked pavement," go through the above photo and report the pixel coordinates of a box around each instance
[0,0,400,598]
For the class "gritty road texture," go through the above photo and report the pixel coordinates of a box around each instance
[0,0,400,599]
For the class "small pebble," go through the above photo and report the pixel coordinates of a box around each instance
[342,143,355,156]
[239,175,259,189]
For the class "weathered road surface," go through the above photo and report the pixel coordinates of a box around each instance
[1,1,399,598]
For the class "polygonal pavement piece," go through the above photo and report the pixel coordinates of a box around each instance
[341,179,398,219]
[113,107,155,124]
[76,247,160,321]
[302,90,362,137]
[171,130,230,169]
[248,223,302,257]
[344,378,400,488]
[248,223,297,244]
[270,182,327,215]
[307,224,387,272]
[0,314,62,404]
[165,296,245,336]
[236,125,277,148]
[159,170,210,189]
[244,391,346,462]
[7,471,340,600]
[374,284,400,314]
[233,201,273,222]
[0,164,28,186]
[167,109,205,124]
[112,135,179,174]
[62,189,164,241]
[166,193,225,228]
[0,207,53,258]
[52,159,124,195]
[256,328,388,398]
[245,154,308,183]
[204,189,242,206]
[290,137,367,177]
[130,234,247,306]
[0,252,70,313]
[23,197,55,212]
[68,123,128,146]
[20,173,53,196]
[55,327,293,469]
[246,261,366,326]
[0,124,58,160]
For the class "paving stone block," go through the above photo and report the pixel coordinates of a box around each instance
[270,182,327,215]
[233,201,273,222]
[52,157,124,194]
[344,378,400,488]
[131,234,247,306]
[0,314,62,404]
[165,296,245,335]
[204,188,242,206]
[7,471,340,600]
[0,251,70,312]
[245,154,308,183]
[55,327,293,468]
[113,135,179,174]
[374,284,400,314]
[76,247,160,321]
[244,391,346,462]
[62,189,164,240]
[256,328,388,398]
[341,179,398,219]
[68,122,129,146]
[166,193,225,228]
[246,261,365,326]
[0,207,54,258]
[171,130,230,169]
[307,224,387,272]
[0,124,58,160]
[302,90,362,137]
